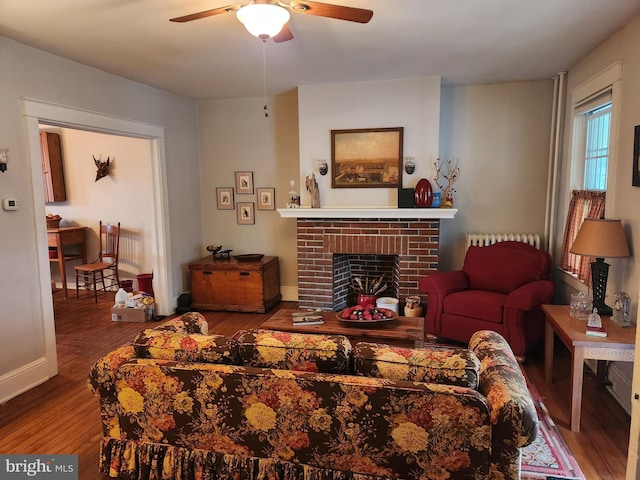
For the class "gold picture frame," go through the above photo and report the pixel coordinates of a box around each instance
[331,127,403,188]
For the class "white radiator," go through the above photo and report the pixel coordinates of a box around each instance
[466,233,542,249]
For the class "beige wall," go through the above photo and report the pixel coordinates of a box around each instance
[0,37,199,402]
[438,80,554,270]
[298,77,442,207]
[197,92,300,300]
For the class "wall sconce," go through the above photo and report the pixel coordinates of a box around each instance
[318,159,328,176]
[0,149,8,172]
[404,157,415,175]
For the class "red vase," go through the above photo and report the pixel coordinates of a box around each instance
[414,178,433,207]
[357,294,377,307]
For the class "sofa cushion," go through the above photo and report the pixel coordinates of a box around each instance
[443,290,506,324]
[236,329,352,374]
[463,243,549,294]
[157,312,209,334]
[353,342,480,388]
[133,329,239,364]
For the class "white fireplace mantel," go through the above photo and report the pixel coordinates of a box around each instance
[277,207,457,219]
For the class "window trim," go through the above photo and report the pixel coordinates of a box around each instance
[568,61,622,213]
[561,62,622,289]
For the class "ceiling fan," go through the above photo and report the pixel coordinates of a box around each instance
[170,0,374,43]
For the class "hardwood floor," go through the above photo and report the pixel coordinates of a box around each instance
[0,290,631,479]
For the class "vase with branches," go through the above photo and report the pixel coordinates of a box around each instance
[434,157,460,207]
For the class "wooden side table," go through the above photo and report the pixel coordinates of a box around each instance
[543,304,635,432]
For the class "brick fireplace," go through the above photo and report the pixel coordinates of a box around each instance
[296,217,440,310]
[279,208,456,311]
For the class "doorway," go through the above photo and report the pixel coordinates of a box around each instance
[23,98,173,379]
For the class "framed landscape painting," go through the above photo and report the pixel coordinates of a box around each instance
[331,127,403,188]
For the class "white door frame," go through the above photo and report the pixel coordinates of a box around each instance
[22,97,173,377]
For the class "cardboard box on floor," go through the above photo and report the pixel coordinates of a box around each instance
[111,305,151,322]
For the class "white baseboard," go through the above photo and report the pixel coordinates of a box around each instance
[0,358,52,405]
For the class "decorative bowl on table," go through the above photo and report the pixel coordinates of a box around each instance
[337,304,398,324]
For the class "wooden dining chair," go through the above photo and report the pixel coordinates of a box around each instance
[75,221,121,303]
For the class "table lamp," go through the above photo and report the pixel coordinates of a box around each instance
[570,218,630,316]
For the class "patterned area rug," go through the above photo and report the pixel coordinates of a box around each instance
[521,380,586,480]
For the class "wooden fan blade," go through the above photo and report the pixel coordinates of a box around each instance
[289,1,373,23]
[170,5,240,23]
[273,24,294,43]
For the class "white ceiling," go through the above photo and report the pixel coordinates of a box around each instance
[2,0,640,100]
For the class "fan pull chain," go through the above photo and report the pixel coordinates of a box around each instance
[262,39,269,118]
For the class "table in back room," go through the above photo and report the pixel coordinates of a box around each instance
[48,226,87,299]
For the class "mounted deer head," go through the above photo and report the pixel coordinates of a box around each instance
[93,155,110,182]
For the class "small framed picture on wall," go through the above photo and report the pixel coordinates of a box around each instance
[257,187,275,210]
[237,202,255,224]
[235,171,254,194]
[216,187,234,210]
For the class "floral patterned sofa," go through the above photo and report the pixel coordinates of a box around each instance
[88,312,538,480]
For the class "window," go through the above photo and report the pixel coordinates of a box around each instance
[574,96,611,191]
[560,62,621,283]
[583,104,611,189]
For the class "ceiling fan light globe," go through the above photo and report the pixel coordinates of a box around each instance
[236,4,290,39]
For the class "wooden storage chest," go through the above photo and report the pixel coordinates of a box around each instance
[189,256,281,313]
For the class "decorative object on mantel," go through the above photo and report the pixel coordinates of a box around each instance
[318,159,328,176]
[404,157,415,174]
[93,155,111,182]
[306,173,320,208]
[431,191,442,208]
[434,157,460,207]
[331,127,403,188]
[404,295,423,317]
[286,179,300,208]
[413,178,433,207]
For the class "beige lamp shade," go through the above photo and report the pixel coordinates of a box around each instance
[570,218,630,258]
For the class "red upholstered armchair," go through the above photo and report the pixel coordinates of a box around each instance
[419,241,554,357]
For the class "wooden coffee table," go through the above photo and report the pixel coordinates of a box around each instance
[261,309,425,347]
